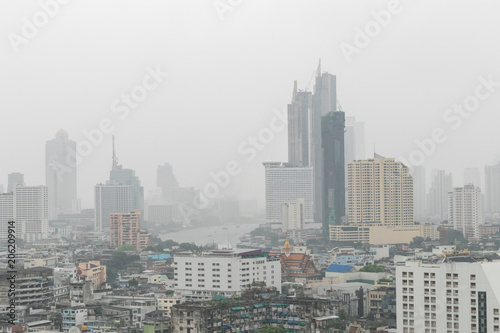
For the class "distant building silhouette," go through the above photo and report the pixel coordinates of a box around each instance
[427,170,453,222]
[7,172,24,193]
[156,162,179,202]
[45,129,77,219]
[485,163,500,217]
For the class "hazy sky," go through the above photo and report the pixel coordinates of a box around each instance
[1,0,500,209]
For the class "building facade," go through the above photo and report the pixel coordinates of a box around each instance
[485,163,500,217]
[174,249,281,301]
[263,162,314,226]
[94,181,135,231]
[449,184,484,240]
[397,259,500,333]
[281,198,304,232]
[110,209,149,251]
[347,157,414,226]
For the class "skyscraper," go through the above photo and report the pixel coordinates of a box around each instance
[157,162,179,203]
[321,111,345,231]
[45,129,77,219]
[94,181,135,231]
[485,163,500,217]
[410,166,426,223]
[427,170,453,222]
[449,184,483,240]
[347,156,414,226]
[312,62,337,225]
[109,137,144,220]
[7,172,24,193]
[263,162,314,227]
[287,81,312,167]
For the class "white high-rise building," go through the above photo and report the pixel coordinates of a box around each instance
[174,249,281,301]
[397,259,500,333]
[427,170,453,222]
[411,166,426,223]
[45,130,78,219]
[13,183,49,242]
[449,184,483,240]
[94,181,134,231]
[263,162,314,227]
[281,198,304,232]
[344,116,366,169]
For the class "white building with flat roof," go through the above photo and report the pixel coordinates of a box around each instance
[397,259,500,333]
[174,249,281,301]
[263,162,313,226]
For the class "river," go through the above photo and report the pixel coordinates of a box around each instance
[158,223,260,247]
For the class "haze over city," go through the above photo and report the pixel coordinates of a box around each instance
[2,0,500,209]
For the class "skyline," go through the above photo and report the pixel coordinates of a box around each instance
[2,0,500,209]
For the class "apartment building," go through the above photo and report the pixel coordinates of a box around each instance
[397,258,500,333]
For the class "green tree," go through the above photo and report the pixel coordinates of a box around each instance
[359,264,384,273]
[128,279,139,287]
[257,325,287,333]
[116,244,137,252]
[409,236,424,248]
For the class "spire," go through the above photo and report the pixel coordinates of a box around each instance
[112,136,122,170]
[291,80,297,103]
[316,59,322,77]
[282,236,292,257]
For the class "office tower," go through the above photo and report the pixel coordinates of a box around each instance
[109,137,144,219]
[485,163,500,217]
[174,249,281,301]
[110,209,149,251]
[13,183,49,242]
[322,111,345,232]
[157,162,179,203]
[94,181,135,231]
[410,166,426,222]
[7,172,24,193]
[288,81,312,167]
[45,130,77,219]
[427,170,453,222]
[397,259,500,333]
[312,63,337,225]
[263,162,314,227]
[281,198,304,232]
[449,184,483,240]
[0,185,3,194]
[464,167,481,187]
[348,156,414,226]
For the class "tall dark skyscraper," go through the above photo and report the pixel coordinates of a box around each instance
[312,61,338,225]
[288,81,312,167]
[322,111,345,232]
